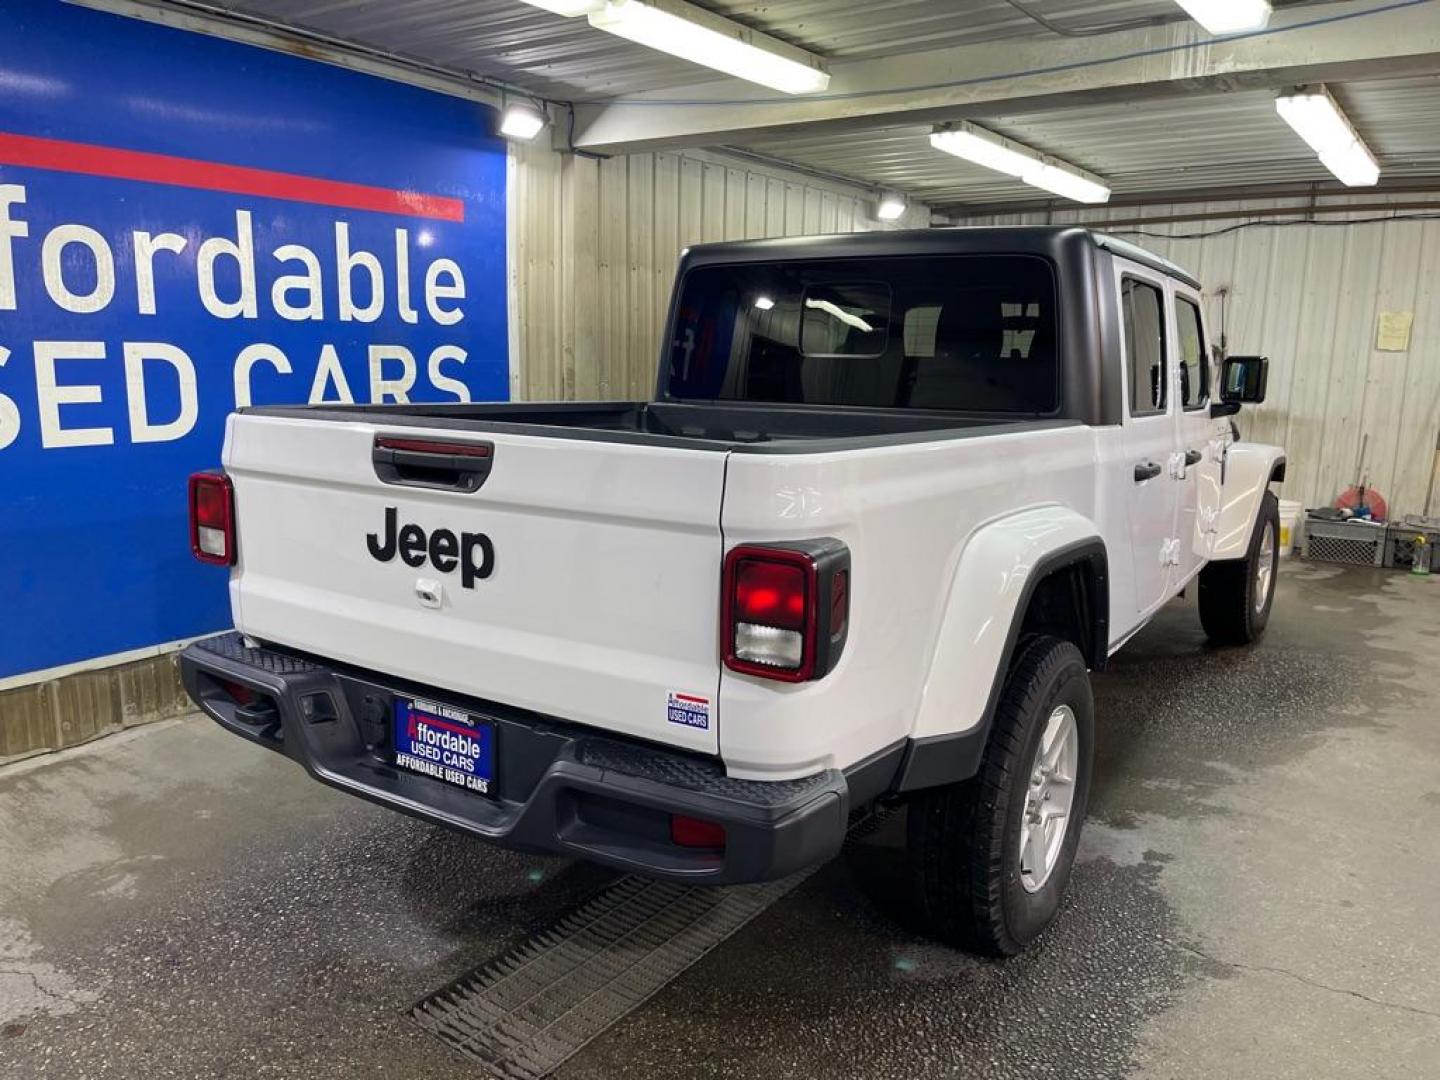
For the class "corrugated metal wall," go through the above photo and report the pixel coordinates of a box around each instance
[507,143,930,402]
[960,197,1440,518]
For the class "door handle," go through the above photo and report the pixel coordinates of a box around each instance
[1134,461,1162,482]
[1184,449,1203,466]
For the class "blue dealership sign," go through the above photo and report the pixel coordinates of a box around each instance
[0,1,509,679]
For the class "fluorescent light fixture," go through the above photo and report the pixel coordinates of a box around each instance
[1319,143,1380,187]
[753,295,775,311]
[929,126,1034,178]
[929,122,1111,205]
[1172,0,1271,34]
[1276,88,1356,155]
[1276,86,1380,187]
[587,0,830,95]
[1025,162,1111,204]
[518,0,606,15]
[876,193,907,221]
[499,102,547,141]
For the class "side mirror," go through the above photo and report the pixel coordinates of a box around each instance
[1220,355,1268,404]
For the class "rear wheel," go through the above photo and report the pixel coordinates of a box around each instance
[1199,490,1279,645]
[906,635,1094,956]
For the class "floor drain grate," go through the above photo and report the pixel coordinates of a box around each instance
[410,870,816,1079]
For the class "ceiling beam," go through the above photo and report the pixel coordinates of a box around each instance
[944,195,1440,229]
[72,0,508,108]
[570,0,1440,155]
[934,174,1440,217]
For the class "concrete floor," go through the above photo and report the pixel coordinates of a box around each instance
[2,562,1438,1079]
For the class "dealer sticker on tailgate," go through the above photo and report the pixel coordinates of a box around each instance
[393,697,495,795]
[666,691,710,730]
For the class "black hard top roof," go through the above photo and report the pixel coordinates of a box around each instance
[679,224,1201,291]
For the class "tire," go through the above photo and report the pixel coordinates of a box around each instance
[906,635,1094,956]
[1199,489,1279,645]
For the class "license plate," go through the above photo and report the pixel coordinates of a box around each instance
[392,697,495,795]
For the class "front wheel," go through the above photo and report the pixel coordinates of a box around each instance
[906,635,1094,956]
[1198,489,1279,645]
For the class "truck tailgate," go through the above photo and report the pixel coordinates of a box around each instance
[223,413,725,754]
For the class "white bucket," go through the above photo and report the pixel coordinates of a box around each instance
[1278,499,1303,558]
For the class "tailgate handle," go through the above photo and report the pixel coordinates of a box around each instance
[373,436,494,493]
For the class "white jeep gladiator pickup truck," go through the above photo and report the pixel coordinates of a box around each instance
[181,227,1283,955]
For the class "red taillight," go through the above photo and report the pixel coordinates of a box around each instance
[670,814,726,850]
[188,472,235,566]
[724,547,815,681]
[722,541,850,683]
[734,558,808,630]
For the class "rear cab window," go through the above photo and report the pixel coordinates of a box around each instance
[665,255,1060,414]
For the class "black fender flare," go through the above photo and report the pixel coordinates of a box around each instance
[891,538,1108,793]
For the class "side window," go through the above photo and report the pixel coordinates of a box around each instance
[1122,277,1167,416]
[1175,297,1209,409]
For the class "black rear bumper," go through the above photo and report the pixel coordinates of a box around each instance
[180,633,856,885]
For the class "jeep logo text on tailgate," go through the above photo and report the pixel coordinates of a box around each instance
[367,507,495,588]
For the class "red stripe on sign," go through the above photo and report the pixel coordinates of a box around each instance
[0,131,464,222]
[673,694,709,704]
[411,715,482,741]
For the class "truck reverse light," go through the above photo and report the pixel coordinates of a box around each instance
[722,540,850,682]
[188,471,235,566]
[735,621,803,668]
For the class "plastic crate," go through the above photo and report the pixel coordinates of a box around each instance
[1301,518,1386,566]
[1384,519,1440,572]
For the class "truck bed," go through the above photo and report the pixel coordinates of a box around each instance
[243,400,1075,453]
